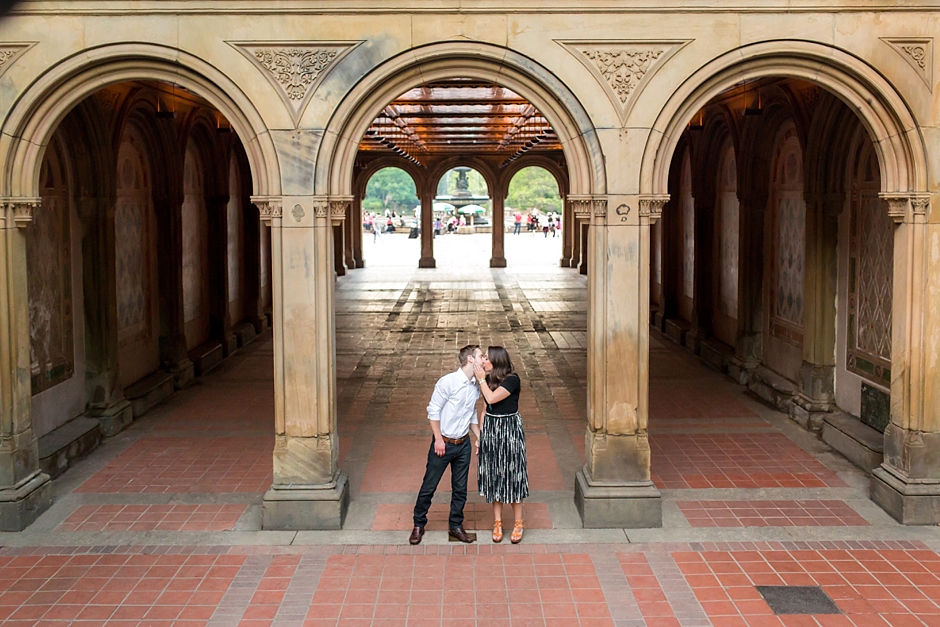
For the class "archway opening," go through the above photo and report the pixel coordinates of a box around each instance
[504,166,563,267]
[360,166,420,267]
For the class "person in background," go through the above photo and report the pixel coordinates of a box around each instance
[513,211,522,235]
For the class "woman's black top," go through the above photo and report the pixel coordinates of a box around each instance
[486,373,521,414]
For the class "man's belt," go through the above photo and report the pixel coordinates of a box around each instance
[441,434,469,445]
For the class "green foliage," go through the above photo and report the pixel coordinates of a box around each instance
[364,167,418,214]
[506,167,561,213]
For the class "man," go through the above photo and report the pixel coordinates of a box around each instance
[513,211,522,235]
[409,344,483,545]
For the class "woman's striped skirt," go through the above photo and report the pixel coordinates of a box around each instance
[478,412,530,503]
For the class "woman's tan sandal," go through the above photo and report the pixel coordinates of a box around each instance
[492,520,503,543]
[510,520,525,544]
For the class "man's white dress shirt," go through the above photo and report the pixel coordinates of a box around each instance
[427,368,480,438]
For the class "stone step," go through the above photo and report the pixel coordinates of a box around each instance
[38,416,101,480]
[822,411,885,471]
[748,365,799,412]
[699,338,734,374]
[189,340,224,377]
[125,370,175,419]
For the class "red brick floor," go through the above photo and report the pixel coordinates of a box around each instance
[650,433,847,489]
[675,547,940,625]
[359,436,479,494]
[75,436,273,493]
[0,553,243,624]
[677,501,870,528]
[371,502,553,531]
[56,504,247,532]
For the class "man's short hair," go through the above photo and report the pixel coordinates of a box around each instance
[458,344,480,366]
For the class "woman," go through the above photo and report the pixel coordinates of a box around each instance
[473,347,529,543]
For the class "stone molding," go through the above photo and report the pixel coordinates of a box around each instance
[0,43,36,78]
[229,41,362,126]
[881,37,933,91]
[880,193,929,223]
[568,195,607,220]
[329,196,353,225]
[638,195,669,224]
[557,40,691,124]
[251,196,283,223]
[1,197,41,228]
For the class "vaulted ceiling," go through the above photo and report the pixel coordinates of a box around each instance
[357,80,562,166]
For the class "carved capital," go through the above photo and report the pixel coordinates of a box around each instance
[251,196,282,223]
[880,194,911,224]
[2,197,41,228]
[568,195,594,219]
[313,199,329,219]
[911,195,930,218]
[329,196,353,225]
[638,195,669,224]
[592,198,608,217]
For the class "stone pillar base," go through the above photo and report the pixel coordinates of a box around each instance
[85,399,134,437]
[222,333,238,358]
[0,471,52,531]
[574,470,662,529]
[871,466,940,525]
[489,257,506,268]
[262,473,349,530]
[727,356,756,386]
[560,258,571,268]
[354,258,365,269]
[168,358,195,389]
[418,257,436,269]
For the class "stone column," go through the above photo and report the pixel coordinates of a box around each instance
[656,197,680,332]
[570,209,582,271]
[343,201,355,270]
[728,193,765,385]
[256,196,349,530]
[560,194,573,267]
[154,192,195,388]
[351,196,364,269]
[207,195,237,357]
[333,224,346,277]
[685,197,715,354]
[243,201,267,333]
[78,196,133,436]
[419,187,435,268]
[578,219,589,275]
[573,195,665,528]
[0,198,52,530]
[792,193,842,430]
[490,184,507,268]
[872,194,940,524]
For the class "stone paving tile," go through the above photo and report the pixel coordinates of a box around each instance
[56,504,248,532]
[74,436,273,494]
[371,503,553,532]
[650,433,847,490]
[677,501,870,528]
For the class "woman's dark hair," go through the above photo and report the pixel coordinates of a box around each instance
[485,346,514,391]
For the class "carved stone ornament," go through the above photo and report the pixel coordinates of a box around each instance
[2,197,41,228]
[639,195,670,224]
[558,40,691,124]
[911,195,930,217]
[330,197,353,224]
[313,200,329,219]
[0,43,36,78]
[881,38,933,91]
[592,198,608,217]
[229,41,362,125]
[251,196,283,223]
[568,196,594,219]
[880,194,912,224]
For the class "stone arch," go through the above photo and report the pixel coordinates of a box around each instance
[354,158,425,200]
[498,155,569,200]
[317,41,605,198]
[2,42,280,201]
[641,40,929,198]
[427,157,497,201]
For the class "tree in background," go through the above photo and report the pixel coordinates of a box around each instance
[436,168,489,199]
[364,167,419,214]
[506,167,561,213]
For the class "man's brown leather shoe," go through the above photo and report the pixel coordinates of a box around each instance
[409,526,425,545]
[448,525,475,543]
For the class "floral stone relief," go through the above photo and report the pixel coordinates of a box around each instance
[230,42,362,125]
[557,40,691,124]
[881,38,933,91]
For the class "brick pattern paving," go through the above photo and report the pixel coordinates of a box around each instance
[650,433,847,489]
[0,553,244,624]
[57,504,247,532]
[677,501,870,528]
[371,502,553,532]
[75,436,273,493]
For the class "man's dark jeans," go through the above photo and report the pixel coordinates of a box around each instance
[413,437,471,528]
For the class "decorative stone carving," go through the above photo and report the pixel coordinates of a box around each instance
[569,196,594,219]
[313,200,329,219]
[2,197,42,228]
[230,42,362,125]
[880,194,911,223]
[251,196,282,223]
[592,199,608,217]
[639,196,669,224]
[330,197,353,225]
[911,195,930,217]
[0,43,36,77]
[881,38,933,91]
[558,40,691,124]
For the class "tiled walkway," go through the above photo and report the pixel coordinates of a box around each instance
[3,233,939,626]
